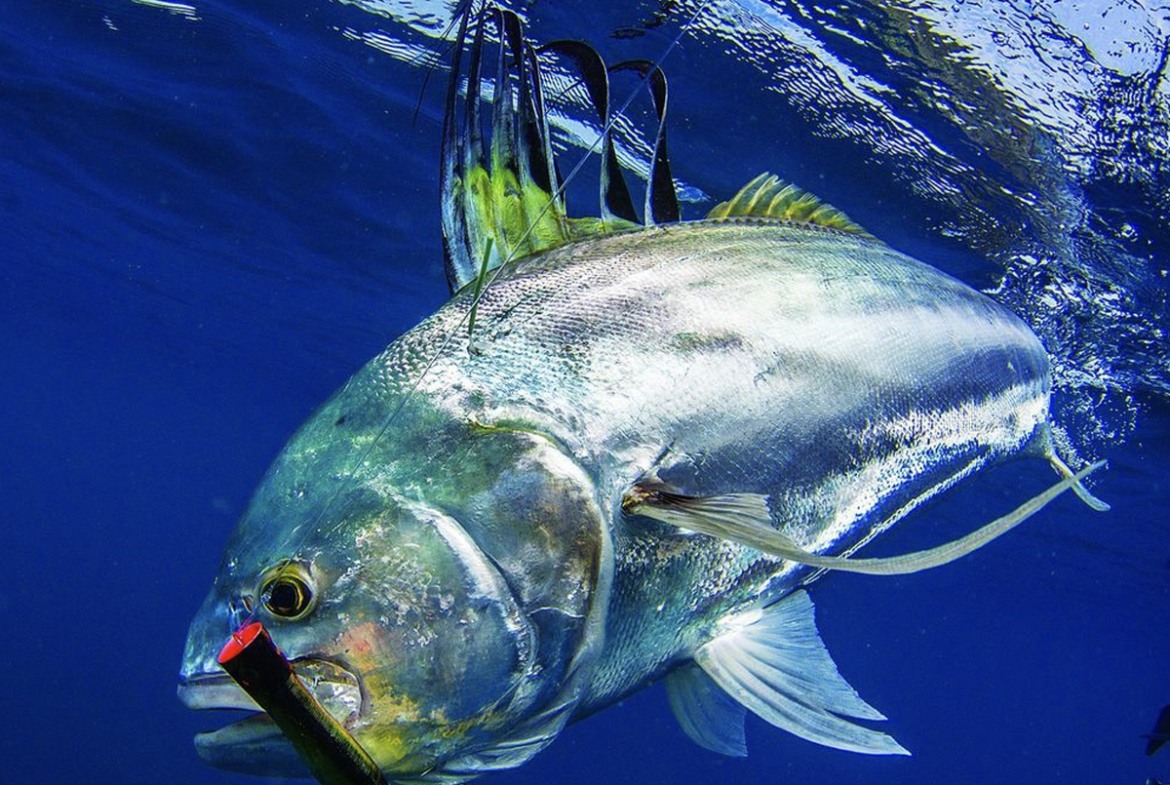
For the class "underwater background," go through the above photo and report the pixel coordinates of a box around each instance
[3,0,1169,783]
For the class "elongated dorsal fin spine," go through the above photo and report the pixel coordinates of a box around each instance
[542,40,639,225]
[612,60,679,226]
[441,6,574,293]
[440,6,474,292]
[707,173,870,236]
[439,4,687,293]
[525,45,558,201]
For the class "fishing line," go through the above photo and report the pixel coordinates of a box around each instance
[290,0,716,554]
[410,1,472,127]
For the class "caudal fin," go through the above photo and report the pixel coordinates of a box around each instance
[1146,705,1170,756]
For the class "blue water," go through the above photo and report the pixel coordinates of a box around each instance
[3,1,1169,783]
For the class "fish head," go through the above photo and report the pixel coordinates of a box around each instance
[180,390,607,779]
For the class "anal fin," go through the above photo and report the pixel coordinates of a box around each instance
[665,662,747,757]
[693,591,908,756]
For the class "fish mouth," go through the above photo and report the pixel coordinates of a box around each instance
[178,658,363,776]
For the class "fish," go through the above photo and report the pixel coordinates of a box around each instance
[178,6,1108,782]
[1146,705,1170,756]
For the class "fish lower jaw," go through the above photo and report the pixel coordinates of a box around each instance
[179,661,365,776]
[177,676,294,775]
[194,713,309,777]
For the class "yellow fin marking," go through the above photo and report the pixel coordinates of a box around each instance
[707,173,870,236]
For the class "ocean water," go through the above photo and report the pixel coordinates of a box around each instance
[2,1,1168,784]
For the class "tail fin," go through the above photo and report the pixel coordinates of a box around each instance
[1146,705,1170,756]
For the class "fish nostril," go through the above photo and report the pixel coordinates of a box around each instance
[226,595,256,633]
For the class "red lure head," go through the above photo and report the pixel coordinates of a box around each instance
[218,621,266,666]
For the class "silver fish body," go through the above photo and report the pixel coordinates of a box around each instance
[180,218,1051,779]
[406,219,1050,707]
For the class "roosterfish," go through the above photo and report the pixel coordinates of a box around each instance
[178,6,1108,783]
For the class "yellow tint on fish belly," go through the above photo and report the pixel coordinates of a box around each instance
[337,622,426,770]
[362,723,419,773]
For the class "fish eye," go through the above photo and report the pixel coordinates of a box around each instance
[259,563,315,620]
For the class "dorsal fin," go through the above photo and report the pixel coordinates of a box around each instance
[707,173,869,236]
[542,40,638,226]
[443,5,671,294]
[611,60,680,226]
[441,6,572,293]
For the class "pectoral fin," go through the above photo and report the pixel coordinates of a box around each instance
[1047,451,1111,511]
[692,591,907,755]
[1028,423,1110,511]
[622,460,1106,575]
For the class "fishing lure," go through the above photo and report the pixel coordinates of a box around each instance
[218,622,385,785]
